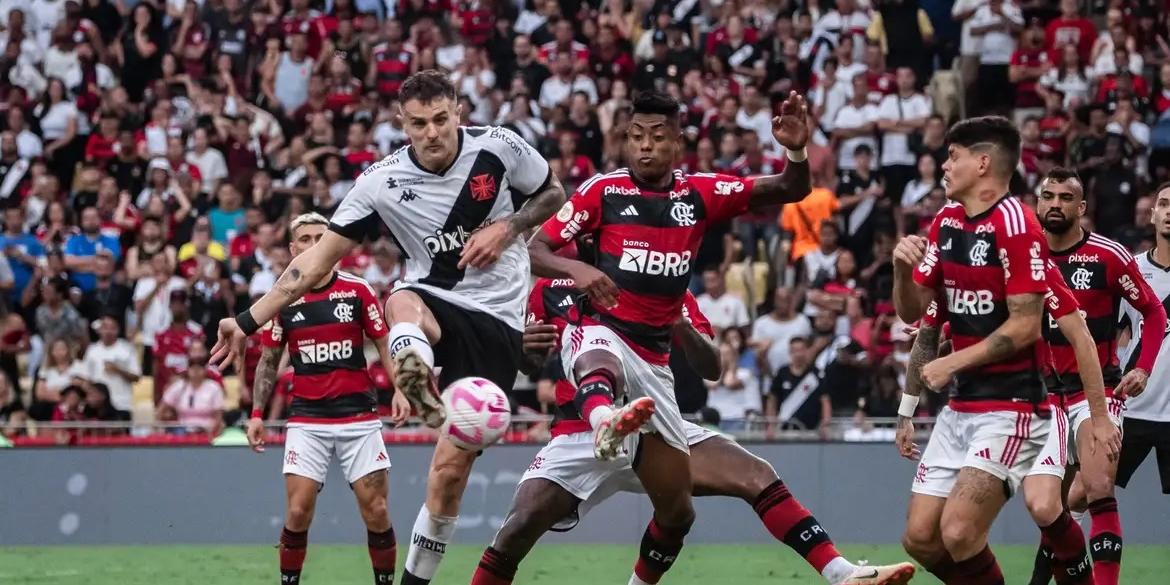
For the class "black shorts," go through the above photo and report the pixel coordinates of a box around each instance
[409,288,523,393]
[1116,417,1170,494]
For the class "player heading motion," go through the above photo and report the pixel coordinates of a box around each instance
[213,70,566,585]
[525,90,814,585]
[1027,169,1166,585]
[891,116,1064,584]
[244,213,408,585]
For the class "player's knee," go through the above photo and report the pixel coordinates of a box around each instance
[1081,474,1114,501]
[492,508,543,556]
[360,496,389,526]
[737,458,779,501]
[1024,488,1063,526]
[286,504,314,530]
[901,522,940,561]
[656,498,696,530]
[939,518,982,556]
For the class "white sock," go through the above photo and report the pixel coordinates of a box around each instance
[823,556,856,585]
[1071,509,1087,525]
[628,574,653,585]
[389,322,434,368]
[588,404,616,430]
[403,505,457,582]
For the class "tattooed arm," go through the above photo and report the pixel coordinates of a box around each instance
[895,324,940,460]
[256,232,356,326]
[251,346,283,419]
[920,293,1044,390]
[510,175,567,238]
[747,159,812,209]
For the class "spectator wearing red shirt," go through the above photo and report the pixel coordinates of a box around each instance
[454,0,494,46]
[173,3,211,80]
[539,19,589,70]
[1009,21,1050,122]
[1096,53,1150,108]
[164,135,203,192]
[219,115,262,188]
[1045,0,1096,62]
[152,290,203,404]
[1156,62,1170,115]
[281,0,326,59]
[324,58,363,114]
[554,132,595,192]
[229,207,268,261]
[84,113,119,168]
[341,121,379,176]
[589,25,635,88]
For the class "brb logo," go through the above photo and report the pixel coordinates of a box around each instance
[670,201,696,226]
[298,339,354,364]
[618,240,691,277]
[424,226,472,255]
[946,288,995,316]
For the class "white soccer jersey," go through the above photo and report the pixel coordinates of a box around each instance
[330,126,552,331]
[1119,250,1170,422]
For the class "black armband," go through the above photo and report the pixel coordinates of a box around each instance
[235,310,261,336]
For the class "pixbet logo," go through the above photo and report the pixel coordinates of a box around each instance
[424,226,471,255]
[618,248,691,276]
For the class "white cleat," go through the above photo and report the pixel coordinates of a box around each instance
[839,561,916,584]
[593,397,655,461]
[393,348,445,428]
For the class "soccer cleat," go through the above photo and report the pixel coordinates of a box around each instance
[839,561,916,584]
[594,397,656,460]
[393,348,446,428]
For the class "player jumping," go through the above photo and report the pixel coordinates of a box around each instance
[525,90,815,585]
[890,116,1071,583]
[244,212,410,585]
[1026,169,1167,585]
[213,70,566,585]
[468,269,915,585]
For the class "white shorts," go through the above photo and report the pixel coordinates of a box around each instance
[520,422,721,531]
[283,419,389,485]
[1029,406,1071,479]
[560,324,688,453]
[1065,395,1125,465]
[912,406,1049,498]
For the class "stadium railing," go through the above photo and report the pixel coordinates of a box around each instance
[1,415,938,447]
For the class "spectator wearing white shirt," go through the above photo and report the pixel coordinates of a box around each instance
[876,67,931,235]
[812,0,871,65]
[736,85,779,154]
[79,315,140,414]
[156,345,223,435]
[1037,43,1092,108]
[1089,21,1141,80]
[696,269,750,334]
[6,109,42,159]
[832,36,866,84]
[538,52,597,112]
[833,75,879,172]
[132,254,187,366]
[185,127,227,196]
[809,57,850,147]
[750,288,813,376]
[1108,97,1150,178]
[705,330,763,429]
[969,0,1023,116]
[951,0,985,109]
[29,0,64,50]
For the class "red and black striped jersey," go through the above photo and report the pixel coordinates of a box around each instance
[1045,230,1166,392]
[539,169,755,365]
[526,277,714,437]
[260,271,388,423]
[913,197,1051,409]
[371,43,413,98]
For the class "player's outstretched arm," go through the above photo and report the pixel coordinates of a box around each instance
[748,91,812,208]
[920,292,1044,390]
[246,345,283,452]
[528,231,619,309]
[1054,310,1122,460]
[672,318,720,381]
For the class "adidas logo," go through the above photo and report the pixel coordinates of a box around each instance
[376,451,388,462]
[557,296,574,308]
[291,312,306,323]
[1042,456,1056,466]
[620,205,639,217]
[975,448,992,459]
[941,238,953,251]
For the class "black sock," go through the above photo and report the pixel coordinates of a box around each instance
[400,570,428,585]
[1029,543,1053,585]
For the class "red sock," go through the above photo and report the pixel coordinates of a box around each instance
[1041,512,1093,585]
[1088,497,1122,585]
[752,479,840,573]
[577,371,616,427]
[367,528,396,585]
[633,519,689,584]
[472,546,517,585]
[280,528,308,584]
[924,551,959,582]
[952,545,1005,585]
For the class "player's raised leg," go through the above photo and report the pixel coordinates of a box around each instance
[385,290,445,428]
[569,346,654,460]
[689,434,915,584]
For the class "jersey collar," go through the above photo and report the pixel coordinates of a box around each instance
[1049,228,1090,257]
[627,168,679,194]
[1148,249,1170,272]
[965,192,1012,222]
[309,271,339,293]
[407,128,464,177]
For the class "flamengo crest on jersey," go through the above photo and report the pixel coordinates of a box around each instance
[328,126,553,332]
[1120,250,1170,422]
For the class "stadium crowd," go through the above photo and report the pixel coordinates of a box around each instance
[0,0,1166,441]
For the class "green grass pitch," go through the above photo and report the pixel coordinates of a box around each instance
[2,544,1168,584]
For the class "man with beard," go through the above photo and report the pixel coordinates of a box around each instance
[1028,168,1166,585]
[63,207,121,293]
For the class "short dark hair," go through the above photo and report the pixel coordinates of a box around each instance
[944,115,1021,179]
[632,91,680,122]
[854,143,873,157]
[1154,181,1170,199]
[789,336,809,346]
[1044,166,1082,186]
[399,70,457,104]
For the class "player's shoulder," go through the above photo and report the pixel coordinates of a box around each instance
[574,167,634,197]
[1084,231,1135,264]
[357,148,409,181]
[464,125,538,160]
[990,195,1039,237]
[334,271,378,298]
[683,171,748,196]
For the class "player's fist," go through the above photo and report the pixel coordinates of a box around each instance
[771,91,809,151]
[893,235,927,270]
[245,417,266,453]
[895,416,920,461]
[920,357,954,392]
[458,222,514,270]
[1115,367,1148,398]
[523,320,559,354]
[570,264,619,309]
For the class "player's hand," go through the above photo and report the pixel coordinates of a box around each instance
[1090,416,1122,462]
[771,91,809,151]
[920,357,954,392]
[245,417,266,453]
[895,416,920,460]
[1115,367,1148,398]
[389,391,411,427]
[523,320,559,353]
[210,317,246,370]
[458,222,514,270]
[570,264,619,309]
[893,235,927,270]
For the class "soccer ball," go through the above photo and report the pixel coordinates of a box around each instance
[440,377,512,450]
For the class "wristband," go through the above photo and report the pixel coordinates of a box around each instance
[250,409,263,420]
[785,146,808,163]
[898,393,920,418]
[235,310,261,336]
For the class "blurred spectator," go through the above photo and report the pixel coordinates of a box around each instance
[208,183,246,244]
[1072,103,1111,181]
[1116,195,1156,252]
[696,268,750,334]
[779,173,840,265]
[364,240,401,297]
[34,276,86,348]
[0,371,26,436]
[1009,19,1049,124]
[78,314,138,414]
[553,131,595,191]
[750,287,812,376]
[151,289,202,403]
[1045,0,1095,63]
[900,152,941,218]
[1090,135,1139,239]
[968,0,1024,116]
[125,216,176,280]
[539,51,598,111]
[837,144,885,265]
[876,67,930,232]
[78,253,130,327]
[156,344,224,435]
[704,329,762,430]
[833,74,879,174]
[186,127,228,196]
[865,0,934,80]
[51,384,87,443]
[766,336,828,433]
[63,206,121,292]
[809,308,867,417]
[797,220,844,313]
[264,32,315,117]
[0,206,44,305]
[30,337,84,421]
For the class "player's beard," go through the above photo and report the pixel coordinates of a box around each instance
[1042,212,1075,235]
